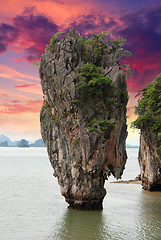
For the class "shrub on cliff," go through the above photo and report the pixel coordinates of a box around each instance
[73,62,113,102]
[132,73,161,157]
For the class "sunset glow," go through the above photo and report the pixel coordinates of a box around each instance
[0,0,161,144]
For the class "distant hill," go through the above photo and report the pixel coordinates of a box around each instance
[0,141,8,147]
[30,139,45,147]
[18,139,29,147]
[0,134,12,146]
[126,144,139,148]
[0,134,137,149]
[0,134,138,149]
[0,134,45,147]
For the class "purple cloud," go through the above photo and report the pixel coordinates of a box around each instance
[118,5,161,54]
[0,10,59,62]
[0,23,18,53]
[13,13,59,61]
[116,4,161,90]
[68,13,118,35]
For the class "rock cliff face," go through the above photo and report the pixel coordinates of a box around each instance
[133,74,161,191]
[139,130,161,190]
[39,29,128,209]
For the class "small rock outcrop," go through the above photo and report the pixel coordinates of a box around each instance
[139,133,161,190]
[39,30,128,209]
[133,74,161,190]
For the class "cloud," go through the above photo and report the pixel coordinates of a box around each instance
[0,7,119,61]
[11,100,22,103]
[0,23,18,53]
[11,58,24,62]
[15,83,37,89]
[64,5,161,92]
[0,89,9,97]
[13,12,59,62]
[0,64,39,82]
[0,100,43,114]
[14,83,42,96]
[117,4,161,90]
[68,13,118,35]
[0,86,35,103]
[119,5,161,54]
[0,2,161,92]
[0,8,59,62]
[65,4,161,91]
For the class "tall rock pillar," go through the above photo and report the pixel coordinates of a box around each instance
[40,29,128,209]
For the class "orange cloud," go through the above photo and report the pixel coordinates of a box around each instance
[11,58,24,62]
[0,87,34,103]
[0,100,43,114]
[0,89,9,97]
[0,64,40,82]
[15,83,37,89]
[14,83,42,96]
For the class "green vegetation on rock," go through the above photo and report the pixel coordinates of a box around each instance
[132,73,161,157]
[108,38,132,59]
[78,33,106,63]
[48,32,64,48]
[117,87,129,109]
[77,32,131,64]
[45,30,130,133]
[73,138,79,147]
[42,101,52,118]
[74,62,113,99]
[73,62,115,131]
[48,30,131,66]
[71,32,130,132]
[88,118,116,131]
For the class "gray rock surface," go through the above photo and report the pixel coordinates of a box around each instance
[139,131,161,190]
[40,29,128,209]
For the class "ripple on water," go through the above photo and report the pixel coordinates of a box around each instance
[0,148,161,240]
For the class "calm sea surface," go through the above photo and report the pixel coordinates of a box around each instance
[0,147,161,240]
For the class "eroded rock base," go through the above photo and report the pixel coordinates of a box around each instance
[67,199,103,210]
[143,183,161,191]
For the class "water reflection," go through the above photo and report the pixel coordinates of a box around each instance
[53,209,110,240]
[137,191,161,240]
[50,184,143,240]
[1,147,161,240]
[44,184,161,240]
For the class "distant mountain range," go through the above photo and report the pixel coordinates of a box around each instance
[0,134,45,147]
[126,144,139,148]
[0,134,138,148]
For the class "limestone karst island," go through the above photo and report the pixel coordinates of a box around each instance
[39,29,161,210]
[132,74,161,191]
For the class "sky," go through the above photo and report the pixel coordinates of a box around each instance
[0,0,161,144]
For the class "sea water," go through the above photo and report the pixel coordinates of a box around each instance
[0,147,161,240]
